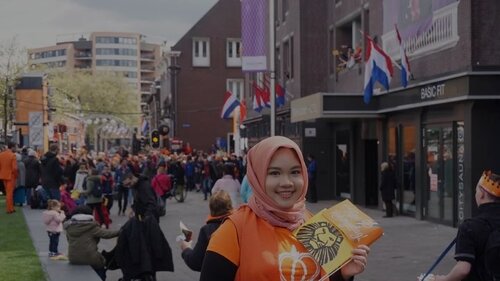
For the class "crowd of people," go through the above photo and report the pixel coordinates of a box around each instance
[1,135,499,281]
[0,141,250,281]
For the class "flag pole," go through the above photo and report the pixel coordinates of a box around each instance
[359,29,402,71]
[234,108,241,156]
[269,0,276,136]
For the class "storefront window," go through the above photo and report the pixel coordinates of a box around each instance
[425,125,454,224]
[402,126,416,214]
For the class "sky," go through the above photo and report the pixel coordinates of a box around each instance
[0,0,218,49]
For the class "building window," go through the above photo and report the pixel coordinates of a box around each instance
[96,36,137,45]
[334,16,363,73]
[123,71,138,78]
[96,48,137,56]
[227,39,242,67]
[33,49,67,60]
[227,79,244,100]
[193,38,210,67]
[96,59,137,67]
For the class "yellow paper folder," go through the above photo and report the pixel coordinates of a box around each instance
[293,199,383,277]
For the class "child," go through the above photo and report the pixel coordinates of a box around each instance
[60,183,76,217]
[42,200,67,260]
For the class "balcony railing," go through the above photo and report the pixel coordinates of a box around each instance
[141,65,155,71]
[382,2,459,60]
[75,52,92,58]
[140,77,155,83]
[141,53,155,60]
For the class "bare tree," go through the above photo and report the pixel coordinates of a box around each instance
[0,37,27,143]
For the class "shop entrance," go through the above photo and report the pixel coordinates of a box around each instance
[423,125,454,225]
[388,125,417,216]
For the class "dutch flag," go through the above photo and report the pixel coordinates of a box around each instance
[395,25,412,88]
[363,35,394,104]
[221,91,240,119]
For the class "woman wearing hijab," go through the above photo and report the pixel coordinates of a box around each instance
[200,136,369,281]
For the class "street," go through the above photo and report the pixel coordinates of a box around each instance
[100,191,457,281]
[24,189,458,281]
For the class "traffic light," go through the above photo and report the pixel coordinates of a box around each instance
[151,129,160,148]
[158,124,170,136]
[140,137,146,150]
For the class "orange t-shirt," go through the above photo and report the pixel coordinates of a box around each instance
[207,206,327,281]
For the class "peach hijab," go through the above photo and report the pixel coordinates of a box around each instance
[246,136,309,231]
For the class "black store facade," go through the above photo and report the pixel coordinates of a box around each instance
[292,73,500,227]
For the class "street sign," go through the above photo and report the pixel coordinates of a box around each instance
[158,124,170,136]
[29,112,43,147]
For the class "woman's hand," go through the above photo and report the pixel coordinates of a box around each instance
[340,245,370,280]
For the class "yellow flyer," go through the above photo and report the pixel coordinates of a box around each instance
[294,200,383,277]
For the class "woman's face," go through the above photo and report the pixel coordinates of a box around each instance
[265,148,304,209]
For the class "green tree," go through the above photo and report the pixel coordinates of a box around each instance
[47,70,140,127]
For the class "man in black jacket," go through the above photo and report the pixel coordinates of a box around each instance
[116,173,173,281]
[24,149,42,205]
[122,173,159,220]
[41,144,63,200]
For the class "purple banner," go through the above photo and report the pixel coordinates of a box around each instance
[241,0,268,72]
[383,0,458,40]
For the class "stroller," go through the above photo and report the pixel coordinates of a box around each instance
[31,185,48,209]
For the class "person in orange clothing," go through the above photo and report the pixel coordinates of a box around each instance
[200,136,370,281]
[0,142,18,214]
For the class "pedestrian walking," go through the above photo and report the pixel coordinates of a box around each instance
[201,158,213,200]
[307,154,318,203]
[81,169,106,228]
[211,163,240,208]
[151,163,171,216]
[42,199,67,260]
[115,173,174,280]
[101,165,115,213]
[41,144,64,200]
[24,149,41,206]
[122,172,159,220]
[114,159,131,216]
[200,136,370,281]
[380,162,398,218]
[430,170,500,281]
[74,163,89,193]
[14,153,26,206]
[0,142,18,214]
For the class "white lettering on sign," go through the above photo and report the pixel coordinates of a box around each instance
[420,84,446,100]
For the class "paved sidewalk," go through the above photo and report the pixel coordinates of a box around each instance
[23,206,102,281]
[24,192,458,281]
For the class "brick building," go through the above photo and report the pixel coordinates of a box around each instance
[286,0,500,226]
[171,0,243,151]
